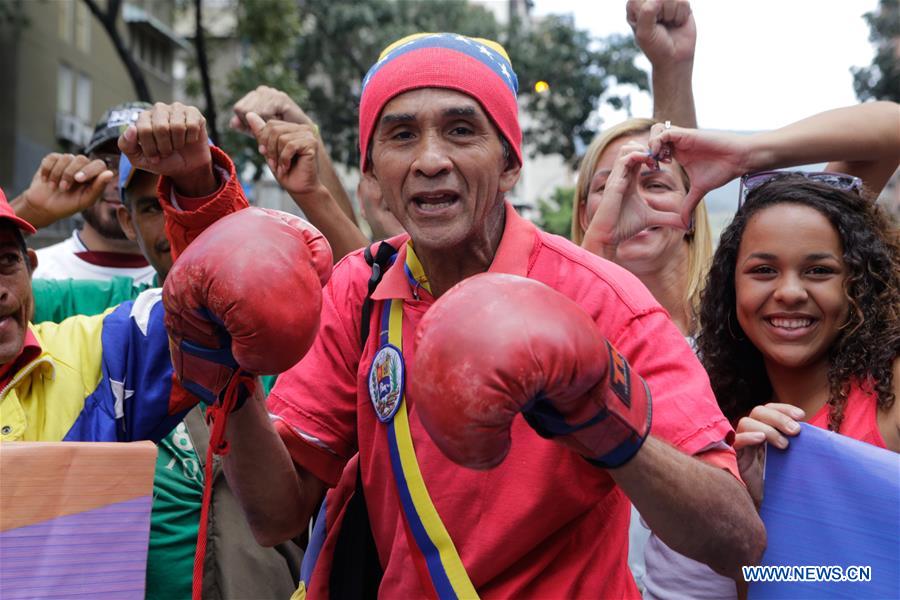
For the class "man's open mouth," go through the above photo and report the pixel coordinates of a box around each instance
[412,192,460,212]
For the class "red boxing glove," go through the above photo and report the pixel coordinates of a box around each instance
[410,273,651,470]
[163,207,332,404]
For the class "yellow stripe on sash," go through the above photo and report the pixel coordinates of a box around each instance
[388,298,478,599]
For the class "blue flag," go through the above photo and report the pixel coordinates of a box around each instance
[749,423,899,599]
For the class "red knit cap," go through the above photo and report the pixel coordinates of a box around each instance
[358,33,522,171]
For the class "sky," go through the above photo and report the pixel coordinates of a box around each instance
[531,0,879,132]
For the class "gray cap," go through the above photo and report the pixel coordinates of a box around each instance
[83,101,152,155]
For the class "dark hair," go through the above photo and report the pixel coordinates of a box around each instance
[697,174,900,431]
[122,169,159,211]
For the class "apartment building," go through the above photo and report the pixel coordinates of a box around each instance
[0,0,185,244]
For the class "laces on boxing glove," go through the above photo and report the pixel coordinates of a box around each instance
[177,308,254,412]
[182,310,259,600]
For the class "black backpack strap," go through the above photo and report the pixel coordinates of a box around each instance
[360,241,398,350]
[329,465,382,599]
[327,241,399,599]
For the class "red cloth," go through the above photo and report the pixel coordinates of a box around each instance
[0,329,41,389]
[808,381,888,449]
[694,446,741,482]
[73,250,149,268]
[157,145,247,262]
[269,202,736,598]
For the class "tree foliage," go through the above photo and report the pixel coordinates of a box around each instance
[291,0,503,166]
[222,0,308,174]
[509,15,647,164]
[852,0,900,102]
[221,0,648,170]
[535,186,575,239]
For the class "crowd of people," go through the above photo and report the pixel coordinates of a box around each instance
[1,0,898,598]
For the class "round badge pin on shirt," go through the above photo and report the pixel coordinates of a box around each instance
[368,344,405,423]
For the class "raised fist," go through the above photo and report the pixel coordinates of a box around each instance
[626,0,696,67]
[118,102,216,196]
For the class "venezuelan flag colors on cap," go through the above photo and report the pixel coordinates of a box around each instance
[358,32,522,171]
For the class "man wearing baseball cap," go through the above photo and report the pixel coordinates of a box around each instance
[17,102,156,284]
[205,33,766,597]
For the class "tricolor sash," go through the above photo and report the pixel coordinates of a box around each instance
[367,245,478,600]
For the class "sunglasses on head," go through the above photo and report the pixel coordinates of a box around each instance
[738,170,863,210]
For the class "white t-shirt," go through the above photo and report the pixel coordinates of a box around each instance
[631,335,738,599]
[34,231,156,284]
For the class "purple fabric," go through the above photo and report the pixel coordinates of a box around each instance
[0,495,152,599]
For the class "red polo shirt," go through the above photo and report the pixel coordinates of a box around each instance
[270,203,736,598]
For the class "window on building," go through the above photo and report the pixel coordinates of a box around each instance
[136,34,147,64]
[75,74,92,123]
[58,0,74,43]
[75,1,91,53]
[131,30,172,76]
[57,64,73,114]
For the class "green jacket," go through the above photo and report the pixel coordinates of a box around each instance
[32,276,153,324]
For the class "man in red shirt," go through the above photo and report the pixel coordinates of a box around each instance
[220,33,765,597]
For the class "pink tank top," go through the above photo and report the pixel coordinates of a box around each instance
[807,382,887,449]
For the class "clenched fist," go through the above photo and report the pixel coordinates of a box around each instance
[626,0,696,68]
[118,102,217,197]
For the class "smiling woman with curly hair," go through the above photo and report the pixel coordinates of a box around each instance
[698,175,900,448]
[645,103,900,517]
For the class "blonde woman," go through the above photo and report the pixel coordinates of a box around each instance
[574,2,746,599]
[572,117,712,336]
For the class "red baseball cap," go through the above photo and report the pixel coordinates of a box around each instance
[0,188,37,235]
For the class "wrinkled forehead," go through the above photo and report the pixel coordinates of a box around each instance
[377,88,487,125]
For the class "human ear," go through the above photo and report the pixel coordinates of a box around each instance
[116,205,138,242]
[498,157,521,194]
